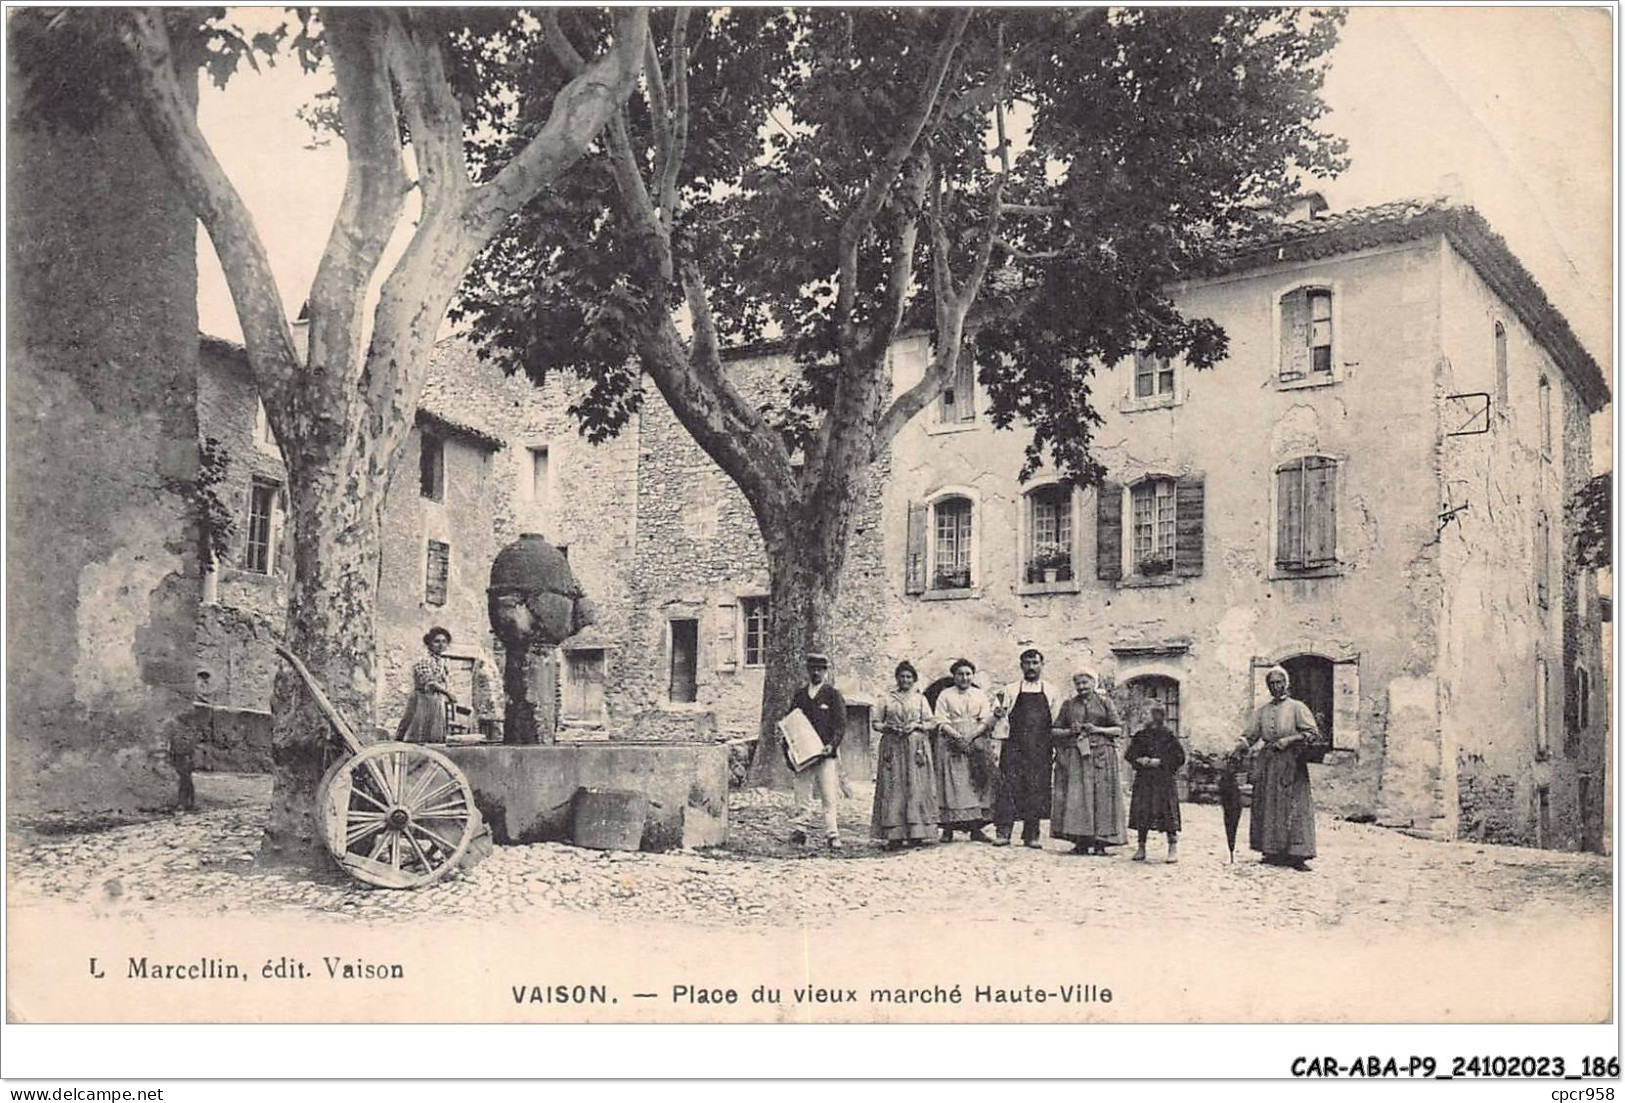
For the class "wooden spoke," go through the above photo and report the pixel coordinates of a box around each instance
[318,742,477,890]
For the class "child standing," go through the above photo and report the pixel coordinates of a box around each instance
[1127,705,1186,863]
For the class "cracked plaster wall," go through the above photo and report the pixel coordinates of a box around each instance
[8,92,200,814]
[875,246,1447,822]
[1436,245,1605,849]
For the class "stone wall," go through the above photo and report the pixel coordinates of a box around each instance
[7,78,201,813]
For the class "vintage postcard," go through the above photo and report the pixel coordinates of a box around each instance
[4,4,1615,1070]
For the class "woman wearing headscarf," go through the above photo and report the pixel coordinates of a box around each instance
[870,661,940,849]
[1238,665,1323,870]
[1051,669,1126,855]
[394,626,456,744]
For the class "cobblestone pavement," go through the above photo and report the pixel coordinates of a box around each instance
[7,773,1612,933]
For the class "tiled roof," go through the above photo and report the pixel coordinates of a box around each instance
[1210,197,1610,410]
[195,332,508,449]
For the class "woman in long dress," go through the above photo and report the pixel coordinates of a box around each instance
[1127,704,1186,863]
[931,658,995,842]
[394,626,456,744]
[1239,665,1323,870]
[870,661,940,849]
[1051,670,1126,855]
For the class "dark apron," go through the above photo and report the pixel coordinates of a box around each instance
[994,687,1053,827]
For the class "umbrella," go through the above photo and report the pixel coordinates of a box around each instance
[1217,767,1243,863]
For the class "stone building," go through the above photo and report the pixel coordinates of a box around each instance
[8,70,202,815]
[195,333,642,744]
[494,198,1609,851]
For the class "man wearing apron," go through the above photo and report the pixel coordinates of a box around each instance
[992,648,1065,848]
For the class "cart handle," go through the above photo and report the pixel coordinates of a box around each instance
[273,643,366,756]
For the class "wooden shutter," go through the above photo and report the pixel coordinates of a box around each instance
[955,358,977,422]
[714,600,738,671]
[1304,457,1337,566]
[1276,465,1302,568]
[1174,475,1205,577]
[425,540,450,605]
[1096,481,1123,581]
[1279,289,1310,380]
[905,502,928,594]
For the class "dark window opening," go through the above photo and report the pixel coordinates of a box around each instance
[420,434,445,501]
[1280,654,1334,744]
[669,619,698,703]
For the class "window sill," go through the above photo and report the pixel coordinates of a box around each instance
[1118,574,1185,589]
[1269,565,1344,581]
[924,421,980,437]
[1275,373,1341,392]
[920,586,981,601]
[1018,579,1080,596]
[1118,393,1180,414]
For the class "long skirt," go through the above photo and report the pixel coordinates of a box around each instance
[1127,769,1182,833]
[1248,748,1316,858]
[394,690,448,744]
[871,731,940,841]
[933,731,991,827]
[993,732,1052,826]
[1051,738,1126,845]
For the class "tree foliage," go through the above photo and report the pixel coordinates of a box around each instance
[1571,471,1611,571]
[458,7,1349,484]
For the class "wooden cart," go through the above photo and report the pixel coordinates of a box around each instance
[276,645,479,889]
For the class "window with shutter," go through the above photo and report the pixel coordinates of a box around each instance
[714,600,738,671]
[1276,457,1338,570]
[1130,478,1177,574]
[243,480,281,574]
[905,502,928,594]
[425,540,450,606]
[1279,288,1311,380]
[1535,511,1550,608]
[1493,321,1509,411]
[932,497,973,589]
[1026,485,1073,582]
[1096,480,1124,581]
[741,597,769,667]
[937,358,977,424]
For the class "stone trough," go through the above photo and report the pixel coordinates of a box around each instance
[444,742,729,851]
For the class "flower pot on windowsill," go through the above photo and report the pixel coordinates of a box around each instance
[1139,558,1173,577]
[935,568,972,591]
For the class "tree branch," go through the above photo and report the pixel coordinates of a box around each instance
[384,10,470,215]
[470,8,650,233]
[833,9,970,351]
[118,9,299,399]
[658,10,691,231]
[305,9,410,412]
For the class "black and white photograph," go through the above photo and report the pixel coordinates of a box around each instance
[3,1,1617,1085]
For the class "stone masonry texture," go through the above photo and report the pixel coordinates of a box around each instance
[8,79,201,815]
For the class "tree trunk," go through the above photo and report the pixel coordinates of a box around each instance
[745,534,843,790]
[256,452,387,874]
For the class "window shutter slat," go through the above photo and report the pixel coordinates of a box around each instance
[1096,481,1123,581]
[1174,475,1205,577]
[905,502,928,594]
[715,601,737,671]
[1276,465,1300,568]
[1307,458,1337,565]
[1279,289,1310,380]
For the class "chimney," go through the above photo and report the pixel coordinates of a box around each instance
[1283,191,1329,224]
[1436,173,1469,205]
[290,300,311,364]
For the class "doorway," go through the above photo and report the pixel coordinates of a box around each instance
[669,619,698,703]
[1280,654,1335,744]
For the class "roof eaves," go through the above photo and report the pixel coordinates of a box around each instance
[416,408,506,451]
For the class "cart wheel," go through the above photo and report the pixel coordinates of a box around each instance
[317,742,477,889]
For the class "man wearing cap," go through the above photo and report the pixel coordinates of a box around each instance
[991,647,1065,848]
[786,652,847,849]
